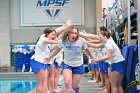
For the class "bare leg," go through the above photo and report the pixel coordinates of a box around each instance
[63,69,72,93]
[103,74,111,93]
[44,70,49,93]
[72,74,82,93]
[54,68,62,92]
[95,69,100,83]
[90,70,95,80]
[118,73,124,93]
[36,69,49,93]
[111,71,124,93]
[49,64,55,92]
[99,73,105,87]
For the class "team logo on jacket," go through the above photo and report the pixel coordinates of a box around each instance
[36,0,70,20]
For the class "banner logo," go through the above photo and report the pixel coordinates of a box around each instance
[37,0,70,20]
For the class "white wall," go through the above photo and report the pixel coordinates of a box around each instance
[10,0,97,44]
[10,0,45,44]
[0,0,10,66]
[84,0,96,33]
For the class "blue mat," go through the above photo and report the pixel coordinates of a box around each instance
[128,46,138,93]
[126,46,135,85]
[121,46,129,88]
[131,46,138,81]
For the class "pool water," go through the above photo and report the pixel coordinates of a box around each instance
[0,80,37,93]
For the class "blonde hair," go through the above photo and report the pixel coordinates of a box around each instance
[62,26,79,43]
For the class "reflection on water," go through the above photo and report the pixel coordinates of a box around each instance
[0,80,37,93]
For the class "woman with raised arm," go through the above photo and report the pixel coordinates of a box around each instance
[45,26,94,93]
[30,20,72,93]
[93,30,125,93]
[30,28,57,93]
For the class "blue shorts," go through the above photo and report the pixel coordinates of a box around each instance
[90,63,95,71]
[93,63,99,71]
[100,61,110,74]
[110,61,125,75]
[62,62,85,74]
[53,60,61,69]
[88,63,95,71]
[30,59,50,74]
[88,63,91,71]
[98,61,103,71]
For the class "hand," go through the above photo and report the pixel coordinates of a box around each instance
[44,57,50,64]
[87,42,90,47]
[91,57,99,63]
[65,19,72,27]
[81,30,87,34]
[79,30,87,37]
[79,32,85,37]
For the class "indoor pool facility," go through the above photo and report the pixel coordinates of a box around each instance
[0,0,140,93]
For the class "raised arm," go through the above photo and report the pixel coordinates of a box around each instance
[88,39,102,43]
[50,46,61,59]
[79,32,100,40]
[44,46,62,64]
[55,19,72,36]
[84,48,94,59]
[44,38,58,44]
[94,49,112,63]
[87,42,104,48]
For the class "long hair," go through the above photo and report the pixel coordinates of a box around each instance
[62,26,79,43]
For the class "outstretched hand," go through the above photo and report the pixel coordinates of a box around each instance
[91,57,99,63]
[65,19,72,27]
[79,30,87,38]
[44,57,50,64]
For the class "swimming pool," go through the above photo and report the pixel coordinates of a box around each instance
[0,72,37,93]
[0,79,37,93]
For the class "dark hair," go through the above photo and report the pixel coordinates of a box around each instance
[100,31,111,39]
[99,26,108,32]
[44,28,56,37]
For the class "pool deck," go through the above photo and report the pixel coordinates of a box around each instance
[28,74,102,93]
[0,72,35,79]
